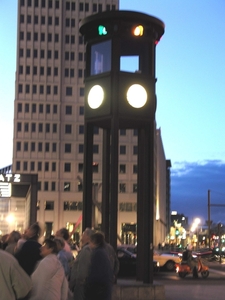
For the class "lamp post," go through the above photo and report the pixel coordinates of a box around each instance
[191,218,200,250]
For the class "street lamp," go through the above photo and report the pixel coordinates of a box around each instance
[191,218,200,250]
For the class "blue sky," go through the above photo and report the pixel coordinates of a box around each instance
[1,0,225,225]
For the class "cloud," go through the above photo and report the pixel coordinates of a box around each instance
[171,160,225,225]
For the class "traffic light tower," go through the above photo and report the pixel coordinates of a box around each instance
[79,10,164,284]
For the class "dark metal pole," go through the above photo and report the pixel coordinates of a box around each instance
[208,190,211,247]
[102,128,111,242]
[109,117,118,251]
[82,123,93,230]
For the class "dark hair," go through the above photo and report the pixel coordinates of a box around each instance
[29,222,41,240]
[43,238,58,254]
[90,232,105,248]
[58,228,69,241]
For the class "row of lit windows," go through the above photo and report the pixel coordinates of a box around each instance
[14,160,138,175]
[20,31,84,44]
[17,103,80,114]
[41,201,136,212]
[37,181,137,193]
[20,0,116,13]
[15,141,100,154]
[19,48,84,61]
[19,65,84,78]
[17,84,84,96]
[20,15,77,27]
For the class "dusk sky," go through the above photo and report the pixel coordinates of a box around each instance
[1,0,225,225]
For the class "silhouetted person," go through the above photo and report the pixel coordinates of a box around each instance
[15,222,42,275]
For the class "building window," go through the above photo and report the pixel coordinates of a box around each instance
[38,182,41,191]
[44,182,49,191]
[66,105,72,115]
[31,123,36,132]
[19,49,24,59]
[133,146,138,155]
[93,127,99,135]
[93,163,98,173]
[47,86,51,94]
[30,161,35,171]
[38,162,42,171]
[18,103,22,112]
[65,125,72,134]
[79,87,84,96]
[51,182,56,191]
[119,183,126,193]
[79,125,84,134]
[31,142,35,151]
[64,202,83,211]
[45,143,49,152]
[54,67,58,76]
[38,123,43,132]
[133,165,138,174]
[45,162,49,171]
[78,181,83,192]
[23,161,28,171]
[46,123,50,133]
[39,104,43,113]
[120,145,126,155]
[79,106,84,115]
[45,201,54,210]
[133,184,138,193]
[52,162,56,171]
[71,52,75,60]
[24,123,29,132]
[18,84,23,93]
[17,122,22,132]
[78,163,83,172]
[38,143,42,152]
[52,124,57,133]
[119,164,126,173]
[25,85,30,94]
[16,161,21,171]
[24,142,28,151]
[16,142,21,151]
[133,129,138,136]
[79,3,83,11]
[120,129,126,136]
[46,104,50,113]
[52,143,57,152]
[93,145,99,154]
[65,143,71,153]
[64,163,71,172]
[64,182,70,192]
[32,85,37,94]
[53,105,57,113]
[53,86,58,95]
[78,144,84,153]
[66,87,72,96]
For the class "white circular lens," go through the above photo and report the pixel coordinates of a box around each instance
[88,85,104,109]
[126,84,147,108]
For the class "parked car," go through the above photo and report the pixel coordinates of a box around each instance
[153,251,181,271]
[118,245,181,271]
[117,247,160,277]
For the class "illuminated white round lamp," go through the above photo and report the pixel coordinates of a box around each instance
[126,84,147,108]
[87,85,104,109]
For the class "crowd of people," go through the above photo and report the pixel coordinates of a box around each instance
[0,223,119,300]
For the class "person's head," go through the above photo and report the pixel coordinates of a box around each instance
[54,237,65,252]
[55,228,69,241]
[7,231,21,244]
[89,231,105,249]
[25,222,41,241]
[40,238,58,257]
[81,228,95,246]
[187,244,193,251]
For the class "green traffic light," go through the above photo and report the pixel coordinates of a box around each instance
[98,25,107,36]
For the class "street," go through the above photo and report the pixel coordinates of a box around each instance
[154,265,225,300]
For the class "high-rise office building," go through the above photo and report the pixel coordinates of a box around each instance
[12,0,170,245]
